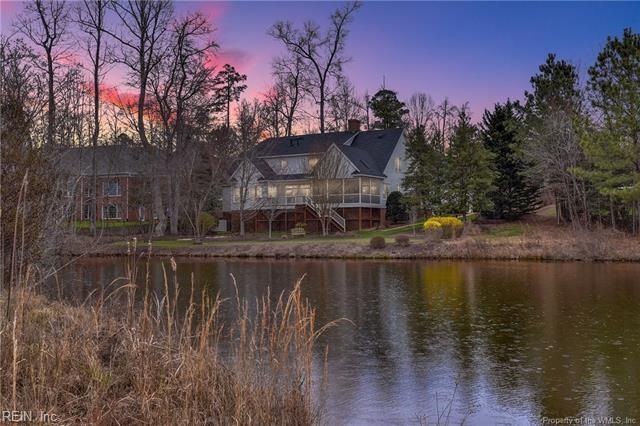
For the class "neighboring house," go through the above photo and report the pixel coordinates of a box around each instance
[222,120,408,233]
[60,145,158,222]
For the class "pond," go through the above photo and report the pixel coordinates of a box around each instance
[54,258,640,424]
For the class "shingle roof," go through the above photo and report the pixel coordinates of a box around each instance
[59,145,157,176]
[252,128,403,178]
[255,132,353,157]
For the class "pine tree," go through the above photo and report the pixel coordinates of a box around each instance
[481,101,541,219]
[402,125,447,215]
[582,28,640,231]
[445,108,495,216]
[368,88,408,129]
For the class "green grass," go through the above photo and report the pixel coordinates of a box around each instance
[484,224,525,238]
[75,220,149,230]
[356,223,421,238]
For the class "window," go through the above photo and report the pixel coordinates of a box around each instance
[268,184,277,198]
[138,206,146,221]
[383,183,390,197]
[280,159,288,170]
[103,179,121,196]
[395,157,402,173]
[308,157,318,169]
[65,180,76,197]
[255,184,266,199]
[84,182,92,197]
[232,188,240,203]
[370,180,380,195]
[361,180,370,194]
[83,203,93,220]
[102,204,120,220]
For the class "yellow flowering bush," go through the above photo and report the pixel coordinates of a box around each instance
[423,216,464,239]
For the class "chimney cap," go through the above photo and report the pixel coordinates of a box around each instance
[347,119,361,132]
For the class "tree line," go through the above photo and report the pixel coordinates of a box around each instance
[393,29,639,233]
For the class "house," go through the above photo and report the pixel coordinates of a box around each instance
[222,120,408,233]
[60,145,158,222]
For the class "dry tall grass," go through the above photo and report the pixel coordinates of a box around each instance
[0,242,328,425]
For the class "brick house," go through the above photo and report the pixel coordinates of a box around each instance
[60,145,156,222]
[222,120,408,233]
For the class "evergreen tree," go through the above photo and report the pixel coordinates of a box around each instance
[369,88,408,129]
[481,101,541,219]
[385,191,408,223]
[402,125,447,215]
[581,28,640,231]
[445,108,495,216]
[214,64,248,128]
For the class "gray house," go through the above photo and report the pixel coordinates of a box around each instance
[222,120,407,233]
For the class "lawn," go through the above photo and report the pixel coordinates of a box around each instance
[117,223,423,250]
[483,224,526,238]
[75,220,149,230]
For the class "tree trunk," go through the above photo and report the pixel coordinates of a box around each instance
[319,84,325,134]
[152,178,166,236]
[239,209,245,236]
[169,173,180,235]
[91,30,101,238]
[46,49,55,145]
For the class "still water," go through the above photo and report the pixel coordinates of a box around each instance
[56,258,640,424]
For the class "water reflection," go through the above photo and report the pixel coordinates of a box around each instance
[54,258,640,424]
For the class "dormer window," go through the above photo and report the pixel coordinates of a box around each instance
[395,157,401,173]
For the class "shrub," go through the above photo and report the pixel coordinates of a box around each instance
[395,234,410,247]
[198,212,217,235]
[423,219,443,240]
[423,216,464,239]
[369,236,386,249]
[385,191,409,223]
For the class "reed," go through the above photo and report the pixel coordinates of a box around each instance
[0,244,328,425]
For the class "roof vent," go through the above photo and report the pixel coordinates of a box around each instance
[348,119,361,132]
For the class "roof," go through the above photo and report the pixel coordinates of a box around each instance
[58,145,157,176]
[251,128,403,178]
[255,132,354,157]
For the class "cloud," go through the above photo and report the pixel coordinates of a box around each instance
[205,48,253,73]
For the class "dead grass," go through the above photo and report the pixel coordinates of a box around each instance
[0,244,332,425]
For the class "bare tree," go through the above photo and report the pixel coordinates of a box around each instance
[16,0,69,146]
[233,100,265,236]
[327,75,363,131]
[77,0,109,237]
[407,92,435,132]
[269,1,361,134]
[308,146,349,236]
[149,12,218,235]
[525,111,589,227]
[272,54,308,136]
[105,0,173,235]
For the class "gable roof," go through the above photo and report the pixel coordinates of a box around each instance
[251,128,403,178]
[58,145,158,176]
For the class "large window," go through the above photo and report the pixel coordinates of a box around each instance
[102,204,120,220]
[395,157,402,173]
[103,179,121,196]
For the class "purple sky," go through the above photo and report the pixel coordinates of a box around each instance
[2,1,639,120]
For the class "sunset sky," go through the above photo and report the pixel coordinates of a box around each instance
[1,1,639,121]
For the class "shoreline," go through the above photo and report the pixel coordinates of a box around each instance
[62,232,640,263]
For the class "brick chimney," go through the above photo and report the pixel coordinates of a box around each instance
[347,119,361,132]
